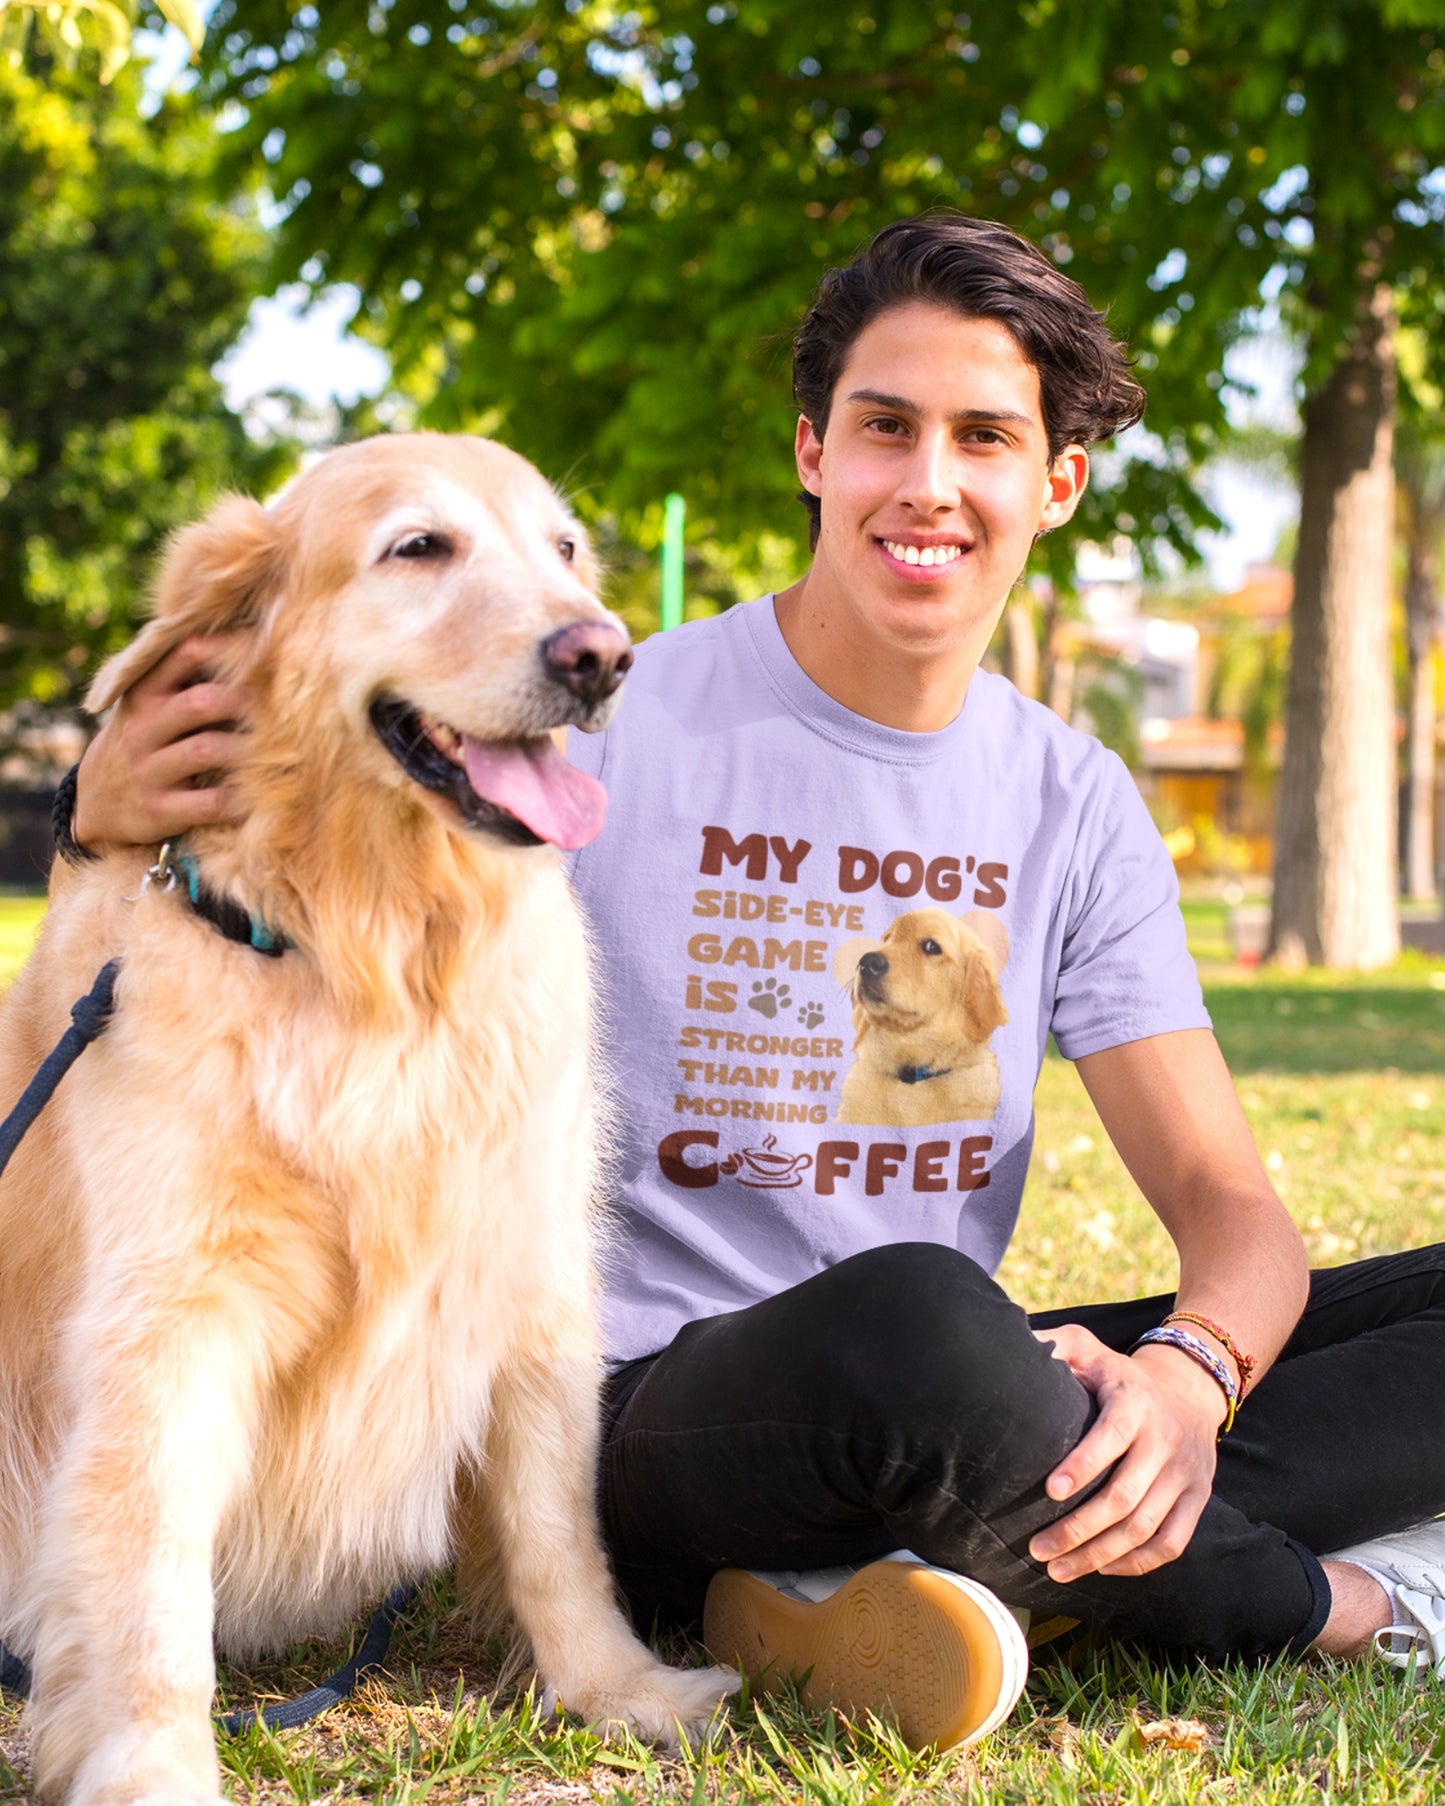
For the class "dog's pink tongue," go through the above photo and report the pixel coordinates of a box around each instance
[461,736,608,850]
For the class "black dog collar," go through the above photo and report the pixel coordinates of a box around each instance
[132,843,290,958]
[174,849,289,957]
[897,1063,952,1085]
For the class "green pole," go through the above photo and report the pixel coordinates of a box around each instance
[661,492,685,631]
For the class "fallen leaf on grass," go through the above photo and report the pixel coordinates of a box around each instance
[1134,1716,1211,1750]
[1035,1714,1081,1759]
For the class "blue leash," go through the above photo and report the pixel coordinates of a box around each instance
[0,960,119,1182]
[0,1644,28,1699]
[0,957,419,1729]
[0,1584,418,1733]
[215,1583,419,1734]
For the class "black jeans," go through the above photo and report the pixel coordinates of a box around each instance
[599,1241,1445,1662]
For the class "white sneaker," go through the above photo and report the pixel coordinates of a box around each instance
[702,1551,1029,1749]
[1325,1519,1445,1681]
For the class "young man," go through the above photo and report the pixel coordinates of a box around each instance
[70,216,1445,1748]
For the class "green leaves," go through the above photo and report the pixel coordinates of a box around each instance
[0,54,291,712]
[189,1,1430,597]
[0,0,204,84]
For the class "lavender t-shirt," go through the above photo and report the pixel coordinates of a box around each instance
[568,597,1209,1363]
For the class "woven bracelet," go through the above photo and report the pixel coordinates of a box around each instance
[52,763,99,868]
[1131,1326,1238,1435]
[1162,1311,1258,1399]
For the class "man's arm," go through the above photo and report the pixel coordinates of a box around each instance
[73,636,248,850]
[1027,1026,1309,1583]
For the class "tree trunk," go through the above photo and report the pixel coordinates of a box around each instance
[1403,533,1440,903]
[1269,279,1400,969]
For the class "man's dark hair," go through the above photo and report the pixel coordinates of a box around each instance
[791,213,1146,546]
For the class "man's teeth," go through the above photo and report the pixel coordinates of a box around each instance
[419,712,466,765]
[883,541,964,567]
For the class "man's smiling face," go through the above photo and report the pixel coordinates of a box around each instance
[794,301,1087,681]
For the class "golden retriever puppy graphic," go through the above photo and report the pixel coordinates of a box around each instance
[0,433,734,1806]
[834,908,1010,1127]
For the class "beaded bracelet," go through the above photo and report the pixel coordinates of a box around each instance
[1131,1326,1238,1435]
[1162,1311,1258,1399]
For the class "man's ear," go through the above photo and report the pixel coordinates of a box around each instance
[87,497,282,712]
[795,414,824,500]
[1036,444,1089,536]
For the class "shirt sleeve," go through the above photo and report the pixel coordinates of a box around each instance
[1049,750,1211,1060]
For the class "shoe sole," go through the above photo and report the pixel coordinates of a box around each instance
[703,1559,1029,1750]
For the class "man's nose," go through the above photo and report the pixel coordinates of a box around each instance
[894,429,961,514]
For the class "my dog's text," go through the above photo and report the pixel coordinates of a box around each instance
[696,826,1007,907]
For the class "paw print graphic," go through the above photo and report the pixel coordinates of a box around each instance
[748,978,792,1019]
[797,1001,826,1029]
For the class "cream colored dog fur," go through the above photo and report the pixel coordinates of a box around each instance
[0,433,734,1806]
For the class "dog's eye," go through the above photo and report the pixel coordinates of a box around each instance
[389,531,452,561]
[920,938,943,956]
[558,536,576,564]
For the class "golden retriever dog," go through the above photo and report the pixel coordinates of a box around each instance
[0,433,734,1806]
[834,908,1010,1127]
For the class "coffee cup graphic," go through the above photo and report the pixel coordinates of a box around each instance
[719,1134,813,1189]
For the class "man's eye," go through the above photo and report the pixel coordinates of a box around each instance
[921,938,943,956]
[390,532,452,560]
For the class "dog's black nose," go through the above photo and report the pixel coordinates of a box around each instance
[542,622,634,707]
[858,952,889,980]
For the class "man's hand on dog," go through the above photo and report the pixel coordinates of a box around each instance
[76,634,248,848]
[1027,1323,1225,1581]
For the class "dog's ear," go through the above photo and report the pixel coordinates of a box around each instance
[954,910,1009,1043]
[86,496,282,713]
[958,909,1010,975]
[961,944,1009,1043]
[832,935,881,988]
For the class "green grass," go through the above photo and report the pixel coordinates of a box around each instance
[0,895,44,988]
[1178,896,1238,967]
[9,1622,1442,1805]
[2,895,1444,1801]
[1003,964,1445,1307]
